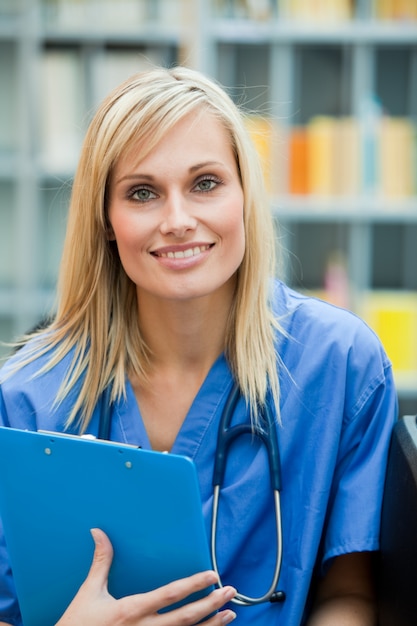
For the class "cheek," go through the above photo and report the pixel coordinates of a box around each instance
[221,203,246,261]
[109,210,145,252]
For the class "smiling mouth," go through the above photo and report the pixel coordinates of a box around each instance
[153,245,212,259]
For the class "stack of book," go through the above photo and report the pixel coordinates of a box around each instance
[372,0,417,21]
[287,116,416,198]
[246,114,416,199]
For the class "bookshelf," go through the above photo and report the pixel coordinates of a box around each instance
[0,0,416,414]
[198,0,417,415]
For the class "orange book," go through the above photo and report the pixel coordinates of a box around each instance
[289,126,309,195]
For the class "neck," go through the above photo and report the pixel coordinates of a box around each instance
[136,283,235,372]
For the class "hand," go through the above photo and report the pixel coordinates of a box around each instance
[56,528,237,626]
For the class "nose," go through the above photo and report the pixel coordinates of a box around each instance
[159,192,197,237]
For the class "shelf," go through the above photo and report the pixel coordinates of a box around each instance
[395,373,417,398]
[41,27,182,47]
[273,196,417,223]
[210,19,417,45]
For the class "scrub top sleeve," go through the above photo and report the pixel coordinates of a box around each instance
[321,361,398,569]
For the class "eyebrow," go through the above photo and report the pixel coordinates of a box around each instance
[115,161,225,185]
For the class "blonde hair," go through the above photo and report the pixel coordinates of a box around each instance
[11,66,282,430]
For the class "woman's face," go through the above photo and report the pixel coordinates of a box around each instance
[108,110,245,305]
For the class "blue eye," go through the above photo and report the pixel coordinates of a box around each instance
[198,179,215,191]
[131,187,156,202]
[195,177,221,192]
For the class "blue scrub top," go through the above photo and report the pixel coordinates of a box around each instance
[0,281,397,625]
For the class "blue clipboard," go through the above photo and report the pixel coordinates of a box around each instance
[0,427,214,626]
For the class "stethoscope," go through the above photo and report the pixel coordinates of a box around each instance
[97,381,285,606]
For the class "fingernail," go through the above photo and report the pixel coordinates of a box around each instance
[222,610,237,624]
[223,586,237,601]
[90,528,102,545]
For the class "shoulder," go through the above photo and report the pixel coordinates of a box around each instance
[270,280,395,421]
[0,335,76,429]
[270,279,388,360]
[0,333,62,383]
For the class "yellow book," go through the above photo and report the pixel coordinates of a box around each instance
[244,115,278,194]
[333,117,360,196]
[360,291,417,373]
[379,117,415,198]
[281,0,352,22]
[306,116,336,196]
[374,0,394,20]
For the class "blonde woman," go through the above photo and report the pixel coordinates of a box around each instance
[0,66,396,625]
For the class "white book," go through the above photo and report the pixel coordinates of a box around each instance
[0,42,18,154]
[39,49,84,174]
[0,183,14,287]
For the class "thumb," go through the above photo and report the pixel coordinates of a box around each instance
[86,528,114,590]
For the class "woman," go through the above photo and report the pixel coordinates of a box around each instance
[0,66,396,625]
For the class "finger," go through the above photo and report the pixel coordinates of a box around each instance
[205,608,237,625]
[85,528,114,591]
[132,570,219,615]
[158,585,237,625]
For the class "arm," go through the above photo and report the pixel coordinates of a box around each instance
[306,552,377,626]
[56,528,237,626]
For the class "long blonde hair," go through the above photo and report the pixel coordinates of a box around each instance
[10,66,282,430]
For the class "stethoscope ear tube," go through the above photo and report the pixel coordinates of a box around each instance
[212,383,241,487]
[98,386,113,440]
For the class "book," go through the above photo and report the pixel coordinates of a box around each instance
[0,42,18,154]
[0,183,14,287]
[306,116,336,196]
[289,126,309,195]
[360,291,417,374]
[373,0,417,21]
[39,48,85,173]
[244,115,279,194]
[359,95,383,197]
[379,116,415,198]
[333,117,360,197]
[280,0,353,23]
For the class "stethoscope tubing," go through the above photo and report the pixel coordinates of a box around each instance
[211,485,283,605]
[211,382,284,605]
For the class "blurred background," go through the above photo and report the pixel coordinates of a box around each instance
[0,0,416,416]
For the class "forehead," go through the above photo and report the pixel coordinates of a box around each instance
[113,109,237,176]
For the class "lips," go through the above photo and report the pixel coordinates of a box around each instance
[152,244,212,259]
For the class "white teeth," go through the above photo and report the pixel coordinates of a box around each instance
[159,245,209,259]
